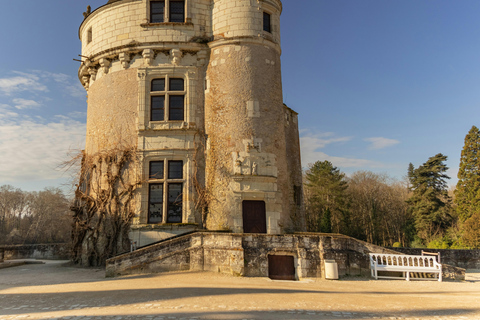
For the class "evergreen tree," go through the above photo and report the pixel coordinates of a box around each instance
[304,161,347,233]
[407,153,452,245]
[455,125,480,222]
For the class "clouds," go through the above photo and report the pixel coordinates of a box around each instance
[0,73,48,95]
[12,98,41,110]
[0,70,87,185]
[0,114,86,182]
[300,129,400,170]
[364,137,400,150]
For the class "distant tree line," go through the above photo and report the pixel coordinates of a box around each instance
[0,186,71,245]
[304,125,480,249]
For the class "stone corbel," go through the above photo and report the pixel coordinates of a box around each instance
[197,50,208,66]
[82,75,90,90]
[170,49,182,66]
[99,58,110,74]
[142,49,154,66]
[119,52,130,69]
[88,67,97,81]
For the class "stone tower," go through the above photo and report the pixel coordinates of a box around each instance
[78,0,304,246]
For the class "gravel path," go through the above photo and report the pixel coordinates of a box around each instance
[0,261,479,320]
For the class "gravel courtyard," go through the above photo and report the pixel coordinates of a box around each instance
[0,260,479,320]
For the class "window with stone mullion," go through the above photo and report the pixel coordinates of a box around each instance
[148,160,184,224]
[150,77,185,122]
[169,0,185,23]
[150,1,165,23]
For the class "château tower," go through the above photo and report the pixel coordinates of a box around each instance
[78,0,304,246]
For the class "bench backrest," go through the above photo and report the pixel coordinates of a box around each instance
[369,253,441,269]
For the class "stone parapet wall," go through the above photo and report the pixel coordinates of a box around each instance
[1,243,70,260]
[106,232,466,280]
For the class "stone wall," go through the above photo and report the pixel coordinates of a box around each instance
[1,243,70,260]
[106,232,465,280]
[387,247,480,269]
[129,224,198,247]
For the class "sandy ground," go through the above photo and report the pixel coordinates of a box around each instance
[0,260,479,320]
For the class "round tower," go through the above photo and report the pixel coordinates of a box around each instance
[78,0,212,245]
[77,0,304,245]
[205,0,304,233]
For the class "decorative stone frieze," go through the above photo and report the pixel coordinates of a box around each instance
[119,52,130,69]
[82,75,90,90]
[142,49,154,66]
[170,49,182,66]
[99,58,110,74]
[88,67,97,81]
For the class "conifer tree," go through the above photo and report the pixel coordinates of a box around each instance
[407,153,452,244]
[304,161,347,233]
[455,125,480,222]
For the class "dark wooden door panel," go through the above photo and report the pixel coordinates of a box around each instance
[268,255,295,280]
[242,200,266,233]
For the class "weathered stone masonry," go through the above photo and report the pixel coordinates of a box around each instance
[106,232,466,280]
[78,0,304,246]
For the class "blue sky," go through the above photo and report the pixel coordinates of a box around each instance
[1,0,479,192]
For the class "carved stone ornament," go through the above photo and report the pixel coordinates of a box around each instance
[99,58,110,74]
[137,72,146,80]
[252,162,258,175]
[83,5,91,19]
[82,75,90,90]
[142,49,154,66]
[170,49,182,66]
[119,52,130,69]
[88,67,97,81]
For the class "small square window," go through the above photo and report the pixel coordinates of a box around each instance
[168,160,183,179]
[263,12,271,33]
[170,0,185,23]
[149,161,164,179]
[151,1,165,23]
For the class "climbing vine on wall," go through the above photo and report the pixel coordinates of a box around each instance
[70,147,142,266]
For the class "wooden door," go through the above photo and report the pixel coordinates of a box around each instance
[268,255,295,280]
[242,200,267,233]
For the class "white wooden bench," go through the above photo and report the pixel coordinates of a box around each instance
[369,253,442,282]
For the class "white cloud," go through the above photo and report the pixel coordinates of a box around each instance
[364,137,400,150]
[12,98,41,110]
[0,114,86,183]
[33,70,86,98]
[0,73,48,95]
[300,130,378,168]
